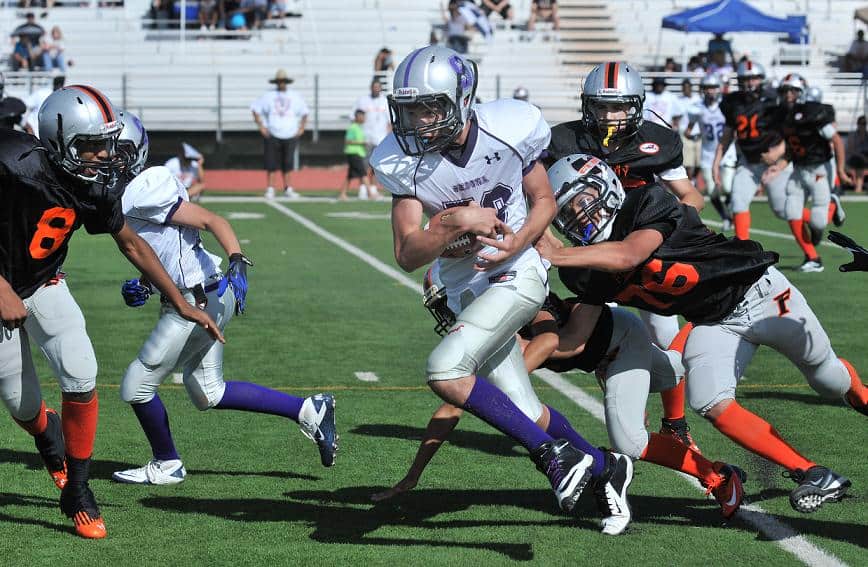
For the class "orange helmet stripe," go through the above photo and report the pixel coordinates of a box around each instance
[70,85,115,124]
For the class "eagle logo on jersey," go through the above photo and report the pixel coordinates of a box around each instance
[639,142,660,154]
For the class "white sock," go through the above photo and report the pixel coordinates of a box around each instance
[359,185,369,199]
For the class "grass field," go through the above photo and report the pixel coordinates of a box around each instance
[1,195,866,566]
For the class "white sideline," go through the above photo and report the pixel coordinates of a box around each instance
[261,199,847,567]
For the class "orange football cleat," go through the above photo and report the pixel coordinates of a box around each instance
[61,483,106,539]
[73,510,107,539]
[707,462,746,519]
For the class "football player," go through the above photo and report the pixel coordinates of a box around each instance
[546,61,702,450]
[371,45,633,534]
[0,71,26,129]
[685,73,737,230]
[109,113,337,486]
[778,74,850,272]
[712,61,788,242]
[0,86,222,539]
[373,264,747,523]
[538,153,868,514]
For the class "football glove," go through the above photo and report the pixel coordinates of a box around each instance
[217,253,253,315]
[828,231,868,272]
[121,278,151,307]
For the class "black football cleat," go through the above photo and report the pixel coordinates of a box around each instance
[531,439,593,514]
[660,417,702,454]
[34,408,67,489]
[786,466,851,513]
[593,452,633,535]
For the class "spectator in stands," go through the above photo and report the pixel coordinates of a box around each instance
[443,1,472,54]
[200,0,219,30]
[23,74,64,137]
[846,115,868,194]
[479,0,512,23]
[251,68,309,199]
[708,33,735,67]
[676,78,701,180]
[241,0,268,29]
[643,77,683,130]
[374,47,394,86]
[165,143,207,201]
[528,0,559,31]
[707,49,733,78]
[149,0,171,30]
[41,26,67,72]
[340,110,376,202]
[663,57,679,72]
[353,78,390,198]
[11,36,40,72]
[687,55,706,75]
[844,30,868,74]
[11,12,45,47]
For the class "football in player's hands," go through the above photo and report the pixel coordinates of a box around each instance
[426,207,486,258]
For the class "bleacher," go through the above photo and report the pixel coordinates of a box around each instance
[1,0,865,133]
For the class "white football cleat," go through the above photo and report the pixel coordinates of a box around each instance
[112,459,187,485]
[299,394,338,467]
[284,186,299,198]
[264,186,276,199]
[594,452,633,535]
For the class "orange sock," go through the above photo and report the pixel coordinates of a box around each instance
[840,358,868,406]
[733,211,750,240]
[62,393,98,460]
[642,432,719,487]
[667,322,693,354]
[14,400,48,436]
[713,401,814,472]
[827,201,837,225]
[660,381,686,421]
[788,220,818,259]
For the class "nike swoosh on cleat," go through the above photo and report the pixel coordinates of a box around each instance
[726,489,739,507]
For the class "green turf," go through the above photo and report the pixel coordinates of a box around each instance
[1,196,865,565]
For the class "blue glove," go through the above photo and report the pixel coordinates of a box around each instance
[218,253,253,314]
[121,278,151,307]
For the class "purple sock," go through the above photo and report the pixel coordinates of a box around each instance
[132,395,180,461]
[215,381,303,422]
[462,376,553,452]
[546,405,607,477]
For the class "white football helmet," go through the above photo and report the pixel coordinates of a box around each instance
[117,110,149,176]
[699,73,722,104]
[513,86,530,101]
[805,86,823,103]
[388,45,478,156]
[735,60,765,93]
[581,62,646,146]
[548,154,625,246]
[779,73,807,98]
[38,85,124,182]
[422,263,455,336]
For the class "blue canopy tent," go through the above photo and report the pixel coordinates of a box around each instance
[656,0,809,69]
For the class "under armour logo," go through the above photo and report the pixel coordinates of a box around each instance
[484,152,501,165]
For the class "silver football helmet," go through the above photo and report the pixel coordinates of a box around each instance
[805,86,823,103]
[388,45,478,156]
[736,60,765,93]
[548,154,625,246]
[117,110,149,176]
[513,86,529,101]
[699,73,722,104]
[422,264,455,336]
[779,72,807,94]
[38,85,123,182]
[581,61,645,146]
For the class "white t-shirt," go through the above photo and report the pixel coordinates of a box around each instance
[164,156,201,189]
[644,90,683,128]
[675,93,700,135]
[353,93,390,146]
[250,89,309,139]
[371,98,550,313]
[24,87,52,136]
[122,166,222,290]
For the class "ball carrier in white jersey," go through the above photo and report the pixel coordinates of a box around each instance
[110,113,338,485]
[371,45,634,534]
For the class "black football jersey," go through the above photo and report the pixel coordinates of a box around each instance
[781,102,835,166]
[0,129,125,299]
[719,91,783,163]
[558,184,778,325]
[547,120,683,189]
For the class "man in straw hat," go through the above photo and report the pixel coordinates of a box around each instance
[251,69,309,198]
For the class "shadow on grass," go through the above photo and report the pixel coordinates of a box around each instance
[737,390,847,407]
[349,423,524,458]
[0,492,70,536]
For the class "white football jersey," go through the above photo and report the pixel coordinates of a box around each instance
[371,98,550,313]
[689,101,737,168]
[122,166,222,290]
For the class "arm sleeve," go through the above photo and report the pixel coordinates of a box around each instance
[122,168,187,224]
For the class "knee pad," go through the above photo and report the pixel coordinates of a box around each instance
[802,352,850,400]
[604,405,649,459]
[184,373,226,410]
[687,380,735,417]
[119,359,160,405]
[52,332,97,394]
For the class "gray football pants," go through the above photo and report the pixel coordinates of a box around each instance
[683,266,850,415]
[785,161,833,228]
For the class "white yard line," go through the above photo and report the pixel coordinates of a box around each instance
[263,200,847,567]
[354,372,380,382]
[703,218,837,249]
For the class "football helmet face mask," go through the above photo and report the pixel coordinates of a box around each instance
[117,110,149,176]
[422,265,455,336]
[700,73,722,104]
[736,60,765,94]
[581,61,645,147]
[38,85,124,183]
[548,154,625,246]
[388,45,478,156]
